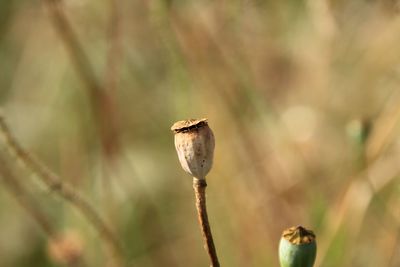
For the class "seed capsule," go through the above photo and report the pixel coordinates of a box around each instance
[279,226,317,267]
[171,118,215,179]
[47,231,84,266]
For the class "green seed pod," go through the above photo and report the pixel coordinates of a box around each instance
[171,118,215,180]
[346,119,371,146]
[279,226,317,267]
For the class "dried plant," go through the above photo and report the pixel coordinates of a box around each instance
[0,115,125,267]
[47,230,85,267]
[0,155,56,239]
[0,156,88,267]
[42,0,121,157]
[171,118,220,267]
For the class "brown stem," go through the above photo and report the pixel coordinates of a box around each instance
[0,157,88,267]
[105,0,122,96]
[0,116,125,267]
[192,178,220,267]
[0,156,56,238]
[42,0,120,157]
[43,0,99,96]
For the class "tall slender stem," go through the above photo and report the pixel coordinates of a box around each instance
[0,156,88,267]
[0,156,56,238]
[0,116,125,267]
[43,0,121,157]
[192,178,220,267]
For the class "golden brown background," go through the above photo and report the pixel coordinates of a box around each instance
[1,0,400,266]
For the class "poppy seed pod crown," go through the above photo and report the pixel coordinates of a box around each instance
[279,226,317,267]
[171,118,215,179]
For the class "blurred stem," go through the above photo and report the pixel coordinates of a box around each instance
[0,159,88,267]
[192,178,220,267]
[102,0,122,157]
[42,0,120,157]
[149,0,192,113]
[43,0,98,95]
[0,116,126,267]
[366,90,400,165]
[105,0,122,95]
[0,155,56,238]
[100,0,123,224]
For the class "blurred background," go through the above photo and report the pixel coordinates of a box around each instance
[1,0,400,266]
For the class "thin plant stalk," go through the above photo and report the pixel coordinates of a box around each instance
[193,178,220,267]
[42,0,98,94]
[105,0,122,96]
[0,155,56,238]
[42,0,120,157]
[0,156,87,267]
[0,116,125,267]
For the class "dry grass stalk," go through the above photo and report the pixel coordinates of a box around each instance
[0,156,87,267]
[0,116,125,267]
[0,155,56,238]
[42,0,120,157]
[47,230,85,267]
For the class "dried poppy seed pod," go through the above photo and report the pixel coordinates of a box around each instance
[47,230,84,266]
[171,118,215,180]
[279,226,317,267]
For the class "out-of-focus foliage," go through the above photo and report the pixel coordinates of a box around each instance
[1,0,400,266]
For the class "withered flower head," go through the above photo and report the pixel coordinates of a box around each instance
[47,231,84,265]
[171,118,215,179]
[282,226,316,245]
